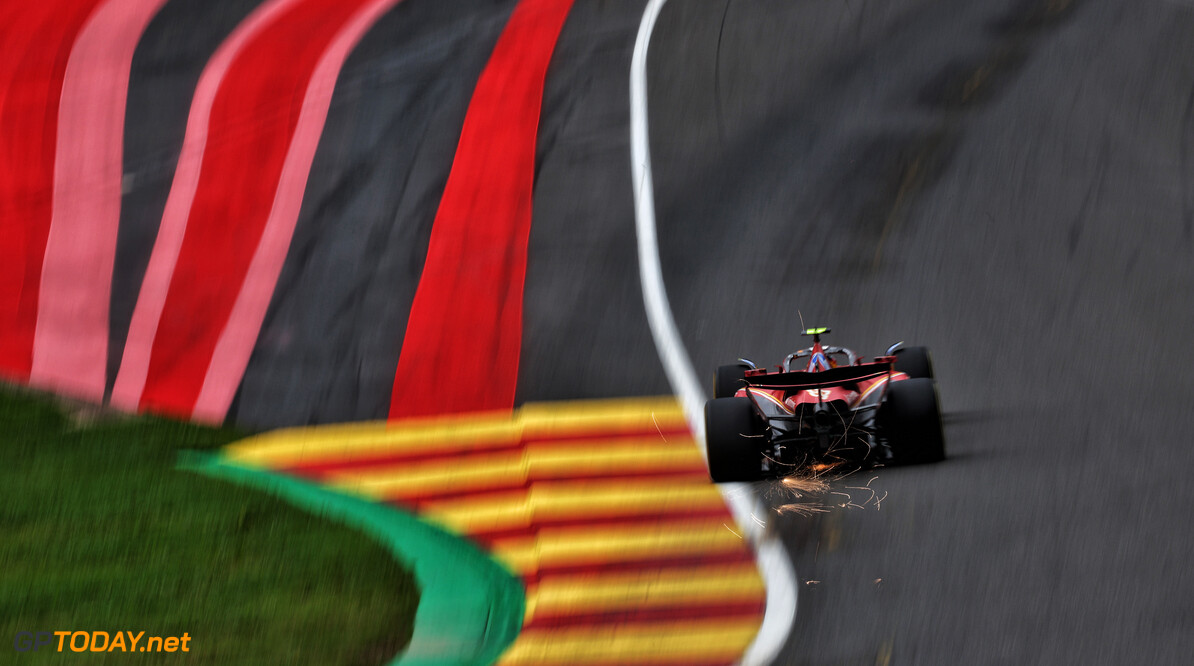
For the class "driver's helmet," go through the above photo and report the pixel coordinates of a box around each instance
[806,349,835,372]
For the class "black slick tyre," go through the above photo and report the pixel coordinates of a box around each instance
[705,397,768,482]
[893,346,934,379]
[878,378,945,464]
[714,363,750,398]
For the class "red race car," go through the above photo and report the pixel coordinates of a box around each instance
[704,327,945,482]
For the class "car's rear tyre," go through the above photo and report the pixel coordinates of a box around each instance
[714,363,751,398]
[893,346,934,379]
[705,397,769,482]
[878,378,945,464]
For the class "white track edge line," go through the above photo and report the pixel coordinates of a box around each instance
[629,1,797,664]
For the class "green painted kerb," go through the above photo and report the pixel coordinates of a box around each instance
[178,453,525,666]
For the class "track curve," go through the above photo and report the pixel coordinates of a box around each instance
[4,0,1193,662]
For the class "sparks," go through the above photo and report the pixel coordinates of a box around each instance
[650,412,667,442]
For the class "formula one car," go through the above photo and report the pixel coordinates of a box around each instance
[705,327,945,482]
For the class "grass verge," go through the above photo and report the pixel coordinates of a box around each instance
[0,385,418,664]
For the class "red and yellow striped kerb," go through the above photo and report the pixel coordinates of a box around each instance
[224,397,766,665]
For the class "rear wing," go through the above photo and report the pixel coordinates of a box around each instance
[744,361,893,390]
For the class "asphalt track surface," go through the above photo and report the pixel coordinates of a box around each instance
[7,0,1194,663]
[524,0,1194,662]
[639,0,1194,663]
